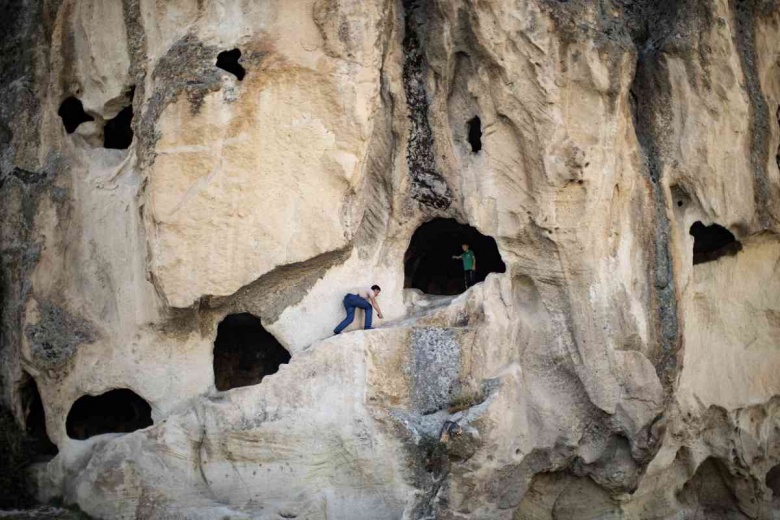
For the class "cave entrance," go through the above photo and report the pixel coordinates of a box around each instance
[689,221,742,265]
[66,389,152,440]
[404,218,506,295]
[19,373,57,458]
[213,313,291,391]
[767,464,780,499]
[677,457,743,516]
[103,105,134,149]
[216,49,246,80]
[58,97,94,134]
[467,116,482,153]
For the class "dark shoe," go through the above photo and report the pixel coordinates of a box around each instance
[364,327,374,330]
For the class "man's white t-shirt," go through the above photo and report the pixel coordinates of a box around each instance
[359,287,375,299]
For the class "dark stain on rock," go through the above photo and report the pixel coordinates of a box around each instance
[25,303,97,370]
[121,0,147,92]
[199,246,352,326]
[625,1,685,397]
[731,0,778,229]
[411,328,461,414]
[6,167,49,186]
[402,0,452,210]
[135,34,223,172]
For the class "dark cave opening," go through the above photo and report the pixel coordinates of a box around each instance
[767,464,780,499]
[776,106,779,170]
[689,221,742,265]
[404,218,506,295]
[216,49,246,80]
[676,457,744,516]
[467,116,482,153]
[57,97,94,134]
[66,389,152,440]
[213,313,291,391]
[103,104,134,149]
[19,373,57,458]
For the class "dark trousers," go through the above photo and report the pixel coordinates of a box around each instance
[464,269,476,288]
[334,294,373,334]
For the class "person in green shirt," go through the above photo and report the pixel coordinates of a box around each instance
[453,244,477,289]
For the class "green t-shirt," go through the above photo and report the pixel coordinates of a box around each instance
[461,250,475,271]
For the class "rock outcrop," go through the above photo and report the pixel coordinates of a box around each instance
[1,0,780,518]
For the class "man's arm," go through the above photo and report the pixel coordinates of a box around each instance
[369,296,384,319]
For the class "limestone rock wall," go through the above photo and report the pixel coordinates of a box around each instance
[1,0,780,518]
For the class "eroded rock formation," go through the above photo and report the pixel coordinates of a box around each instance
[1,0,780,518]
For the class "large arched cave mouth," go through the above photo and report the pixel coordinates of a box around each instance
[19,373,58,458]
[404,218,506,295]
[689,221,742,265]
[66,389,152,440]
[213,313,291,391]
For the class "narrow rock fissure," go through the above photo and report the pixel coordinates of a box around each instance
[19,373,57,458]
[467,116,482,153]
[776,106,780,172]
[404,218,505,295]
[401,0,452,209]
[57,97,93,134]
[213,313,291,391]
[66,389,152,440]
[216,49,245,80]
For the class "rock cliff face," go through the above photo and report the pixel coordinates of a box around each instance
[1,0,780,518]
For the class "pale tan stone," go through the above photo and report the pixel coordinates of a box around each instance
[3,0,780,518]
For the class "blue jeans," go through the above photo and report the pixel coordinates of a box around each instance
[334,294,373,334]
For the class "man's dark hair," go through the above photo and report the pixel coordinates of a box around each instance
[371,285,381,292]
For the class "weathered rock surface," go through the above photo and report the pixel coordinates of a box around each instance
[1,0,780,518]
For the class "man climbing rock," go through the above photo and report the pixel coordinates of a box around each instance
[333,285,383,334]
[453,244,477,289]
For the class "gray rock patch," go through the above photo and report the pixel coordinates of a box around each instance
[411,327,461,414]
[25,303,96,370]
